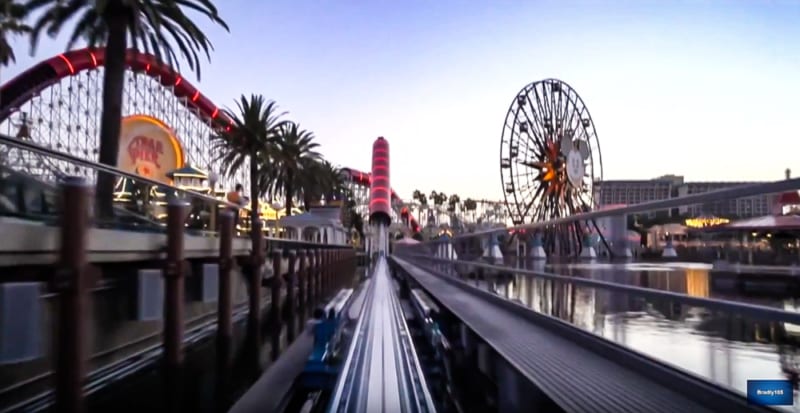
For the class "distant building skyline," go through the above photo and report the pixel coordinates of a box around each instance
[594,174,780,219]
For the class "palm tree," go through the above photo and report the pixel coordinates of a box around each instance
[412,189,425,222]
[27,0,229,218]
[295,158,323,211]
[463,198,477,222]
[267,122,320,216]
[212,95,287,224]
[447,193,461,229]
[429,191,447,210]
[447,194,460,213]
[428,190,437,204]
[0,1,29,66]
[339,191,364,243]
[296,158,343,210]
[319,160,345,202]
[430,191,446,224]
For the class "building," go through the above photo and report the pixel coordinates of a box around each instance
[593,175,774,219]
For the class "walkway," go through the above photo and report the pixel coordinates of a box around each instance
[391,256,773,413]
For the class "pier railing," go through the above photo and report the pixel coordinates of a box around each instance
[0,133,359,412]
[395,251,800,399]
[407,176,800,263]
[391,177,800,399]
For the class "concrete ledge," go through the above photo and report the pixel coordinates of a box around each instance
[228,324,314,413]
[0,217,252,266]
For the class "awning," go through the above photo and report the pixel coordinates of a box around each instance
[695,214,800,232]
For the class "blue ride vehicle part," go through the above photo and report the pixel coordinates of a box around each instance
[410,288,443,350]
[299,288,354,391]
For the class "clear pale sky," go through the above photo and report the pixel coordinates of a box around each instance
[4,1,799,202]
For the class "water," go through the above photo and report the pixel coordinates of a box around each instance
[487,260,800,411]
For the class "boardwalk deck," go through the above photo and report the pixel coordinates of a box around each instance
[392,256,773,413]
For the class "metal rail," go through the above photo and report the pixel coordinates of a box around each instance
[0,133,354,249]
[328,257,436,413]
[449,177,800,239]
[0,133,239,209]
[391,255,774,413]
[406,254,800,325]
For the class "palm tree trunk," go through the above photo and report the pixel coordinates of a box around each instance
[249,154,259,223]
[95,16,128,219]
[285,168,294,216]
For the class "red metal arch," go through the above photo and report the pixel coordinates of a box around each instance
[341,166,419,232]
[0,47,420,232]
[0,47,233,129]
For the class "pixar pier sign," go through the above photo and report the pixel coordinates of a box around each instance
[116,115,186,184]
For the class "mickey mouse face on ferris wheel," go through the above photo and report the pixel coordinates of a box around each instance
[558,134,590,188]
[559,133,591,161]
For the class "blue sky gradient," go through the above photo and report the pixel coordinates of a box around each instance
[5,1,800,201]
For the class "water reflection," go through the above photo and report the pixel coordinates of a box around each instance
[490,259,800,412]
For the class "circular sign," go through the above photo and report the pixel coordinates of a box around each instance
[566,149,585,188]
[117,115,185,184]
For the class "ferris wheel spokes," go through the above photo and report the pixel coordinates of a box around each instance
[499,79,605,255]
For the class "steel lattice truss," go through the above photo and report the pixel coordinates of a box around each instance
[343,178,399,222]
[499,79,604,255]
[0,67,249,192]
[0,48,418,234]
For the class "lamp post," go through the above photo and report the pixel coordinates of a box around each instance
[208,171,219,231]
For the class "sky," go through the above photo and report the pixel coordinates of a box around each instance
[4,0,800,202]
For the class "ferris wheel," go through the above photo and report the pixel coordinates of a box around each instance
[499,79,604,254]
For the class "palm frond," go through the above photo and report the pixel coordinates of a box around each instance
[26,0,228,80]
[211,95,287,199]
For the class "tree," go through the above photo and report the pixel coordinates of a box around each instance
[0,1,29,66]
[463,198,477,221]
[27,0,229,218]
[412,189,427,222]
[432,191,447,208]
[447,193,460,213]
[296,158,323,211]
[336,190,363,243]
[297,158,343,210]
[431,191,447,214]
[212,95,286,225]
[320,161,345,202]
[266,121,320,216]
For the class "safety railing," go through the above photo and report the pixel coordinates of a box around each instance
[413,176,800,266]
[0,132,243,233]
[0,131,361,412]
[0,132,358,248]
[395,246,800,400]
[455,177,800,238]
[389,177,800,402]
